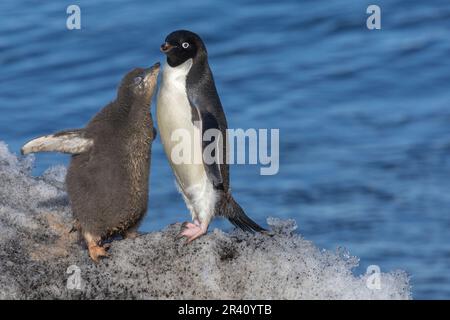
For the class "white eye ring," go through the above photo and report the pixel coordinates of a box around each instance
[133,76,142,85]
[182,42,189,49]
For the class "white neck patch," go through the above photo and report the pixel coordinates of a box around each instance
[162,58,193,84]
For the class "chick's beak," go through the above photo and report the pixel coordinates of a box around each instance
[142,62,160,80]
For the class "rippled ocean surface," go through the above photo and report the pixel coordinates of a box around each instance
[1,0,449,299]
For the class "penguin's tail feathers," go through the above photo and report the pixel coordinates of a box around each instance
[21,129,93,155]
[224,193,266,233]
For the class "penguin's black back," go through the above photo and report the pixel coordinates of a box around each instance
[186,58,230,191]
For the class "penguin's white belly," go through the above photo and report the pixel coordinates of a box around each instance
[157,71,205,189]
[157,60,217,222]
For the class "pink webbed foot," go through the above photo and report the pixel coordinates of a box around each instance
[177,219,208,243]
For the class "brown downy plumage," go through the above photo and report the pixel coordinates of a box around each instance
[22,62,160,262]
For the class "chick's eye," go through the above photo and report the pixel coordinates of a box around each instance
[182,42,189,49]
[133,76,142,85]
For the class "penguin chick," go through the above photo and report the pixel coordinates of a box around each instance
[22,62,160,262]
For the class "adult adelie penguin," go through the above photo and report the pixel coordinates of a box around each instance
[21,63,160,262]
[157,30,265,242]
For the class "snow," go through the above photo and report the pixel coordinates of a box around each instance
[0,141,411,299]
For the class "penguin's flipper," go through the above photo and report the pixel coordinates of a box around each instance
[21,129,93,155]
[191,106,223,189]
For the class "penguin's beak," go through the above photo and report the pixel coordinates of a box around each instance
[160,42,175,53]
[149,62,160,72]
[143,62,160,78]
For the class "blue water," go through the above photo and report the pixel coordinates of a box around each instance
[1,0,450,299]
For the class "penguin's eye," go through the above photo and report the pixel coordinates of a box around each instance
[182,42,190,49]
[133,76,143,85]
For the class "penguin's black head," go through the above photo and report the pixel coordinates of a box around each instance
[118,62,160,104]
[161,30,207,67]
